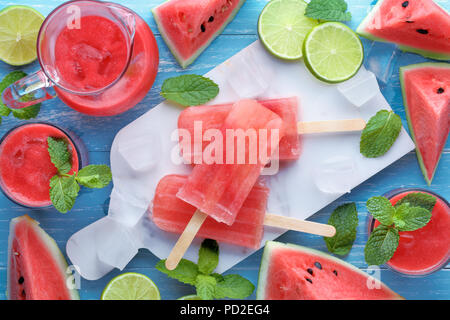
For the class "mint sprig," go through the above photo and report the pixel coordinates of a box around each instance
[305,0,352,22]
[360,110,402,158]
[47,137,112,213]
[324,203,358,256]
[161,74,219,106]
[156,239,255,300]
[364,193,435,265]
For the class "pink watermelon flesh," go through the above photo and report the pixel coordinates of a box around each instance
[7,215,79,300]
[153,0,246,68]
[357,0,450,60]
[257,242,403,300]
[400,63,450,185]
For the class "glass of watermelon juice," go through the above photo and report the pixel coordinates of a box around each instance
[0,123,87,208]
[1,0,159,116]
[368,189,450,276]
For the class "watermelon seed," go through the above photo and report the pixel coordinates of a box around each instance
[314,262,322,270]
[201,24,206,32]
[416,29,428,35]
[208,16,214,23]
[307,268,314,276]
[402,1,409,8]
[21,289,26,298]
[405,21,414,23]
[333,270,338,276]
[18,276,24,284]
[305,278,313,284]
[437,88,444,94]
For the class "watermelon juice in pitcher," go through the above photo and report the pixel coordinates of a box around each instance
[2,0,159,116]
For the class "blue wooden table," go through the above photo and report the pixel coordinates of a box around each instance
[0,0,448,300]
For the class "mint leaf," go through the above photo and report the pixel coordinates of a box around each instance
[76,165,112,189]
[366,196,395,226]
[161,74,219,106]
[195,274,217,300]
[198,239,219,275]
[215,274,255,299]
[360,110,402,158]
[11,103,41,120]
[47,137,72,174]
[365,225,399,265]
[0,103,11,117]
[306,0,352,22]
[393,204,431,231]
[395,192,436,212]
[324,203,358,256]
[155,259,199,285]
[49,175,79,213]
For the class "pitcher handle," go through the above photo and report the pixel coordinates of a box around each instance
[1,70,56,109]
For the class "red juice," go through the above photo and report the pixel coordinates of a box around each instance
[372,190,450,275]
[54,14,159,116]
[0,124,80,207]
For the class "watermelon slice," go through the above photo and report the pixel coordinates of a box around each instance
[357,0,450,60]
[153,0,246,68]
[7,215,80,300]
[400,62,450,185]
[257,241,403,300]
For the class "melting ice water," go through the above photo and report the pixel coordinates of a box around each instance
[313,156,359,194]
[364,42,399,86]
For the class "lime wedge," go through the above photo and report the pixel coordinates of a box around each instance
[177,295,203,300]
[0,6,44,66]
[258,0,318,60]
[302,22,364,83]
[101,273,161,300]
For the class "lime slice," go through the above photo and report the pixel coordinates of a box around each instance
[0,6,44,66]
[258,0,318,60]
[302,22,364,83]
[177,295,203,300]
[101,272,161,300]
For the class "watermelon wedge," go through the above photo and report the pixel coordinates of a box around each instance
[400,62,450,185]
[153,0,246,68]
[257,241,403,300]
[7,215,80,300]
[357,0,450,60]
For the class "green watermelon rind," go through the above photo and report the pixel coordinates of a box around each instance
[356,0,450,61]
[152,0,246,68]
[256,241,403,300]
[399,62,450,185]
[7,215,80,300]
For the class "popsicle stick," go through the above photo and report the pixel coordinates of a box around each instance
[165,210,207,270]
[297,119,366,134]
[264,214,336,237]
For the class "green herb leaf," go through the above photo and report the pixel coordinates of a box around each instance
[0,103,11,117]
[195,274,217,300]
[393,204,432,231]
[305,0,352,22]
[366,196,395,226]
[49,175,80,213]
[360,110,402,158]
[395,192,437,212]
[11,104,41,120]
[324,203,358,256]
[198,239,219,275]
[364,225,399,266]
[76,165,112,189]
[47,137,72,174]
[155,259,199,285]
[215,274,255,299]
[161,74,219,106]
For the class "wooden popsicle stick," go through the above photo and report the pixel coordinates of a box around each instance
[165,210,207,270]
[264,213,336,238]
[297,118,366,134]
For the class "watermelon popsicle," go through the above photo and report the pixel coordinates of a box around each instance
[152,175,336,249]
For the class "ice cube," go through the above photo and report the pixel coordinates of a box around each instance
[108,188,147,227]
[313,156,359,194]
[337,67,379,108]
[364,42,399,85]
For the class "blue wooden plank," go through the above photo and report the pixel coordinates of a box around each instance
[0,0,448,301]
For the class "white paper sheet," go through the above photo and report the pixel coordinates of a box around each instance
[67,41,415,280]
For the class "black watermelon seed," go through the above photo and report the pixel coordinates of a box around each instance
[305,278,313,284]
[437,87,444,94]
[21,290,26,297]
[201,24,206,32]
[18,276,24,284]
[307,268,314,276]
[402,1,409,8]
[208,16,214,23]
[406,21,414,23]
[333,270,338,276]
[416,29,429,34]
[314,262,322,270]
